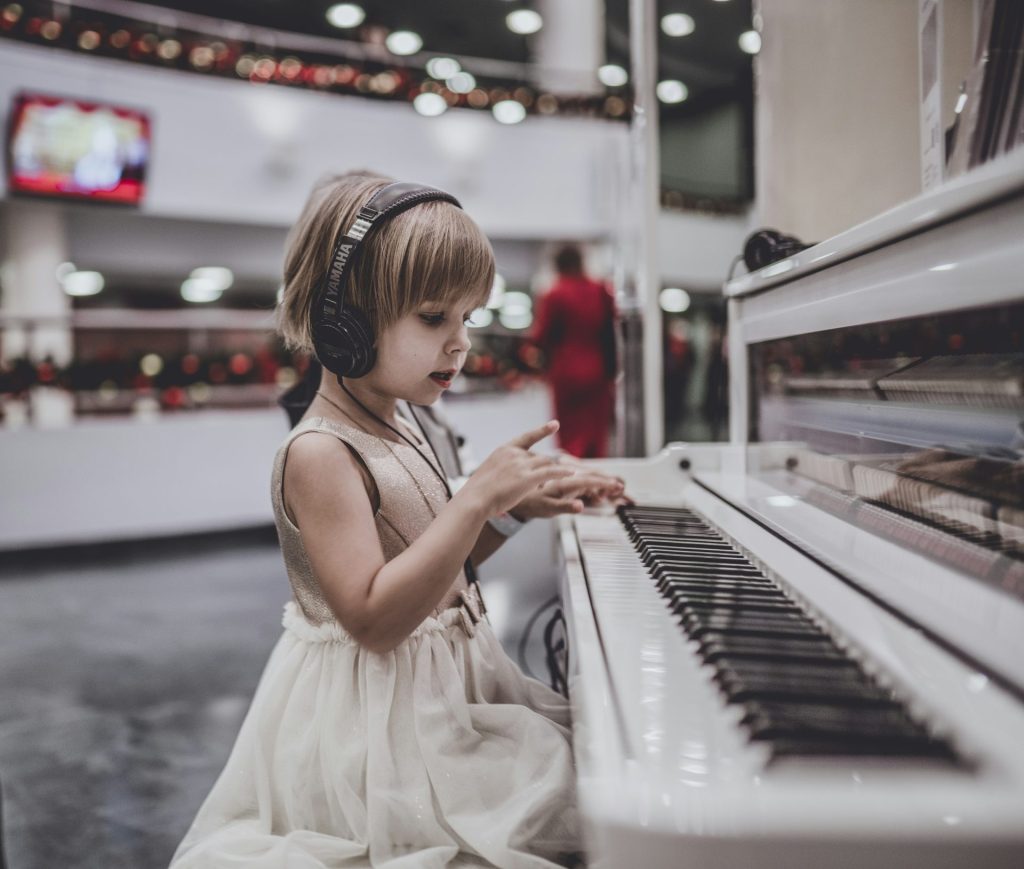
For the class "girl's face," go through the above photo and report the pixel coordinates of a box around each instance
[366,296,479,405]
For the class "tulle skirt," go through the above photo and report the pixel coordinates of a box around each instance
[170,601,580,868]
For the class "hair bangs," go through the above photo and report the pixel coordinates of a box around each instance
[370,201,495,325]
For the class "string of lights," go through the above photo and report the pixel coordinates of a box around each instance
[0,0,633,123]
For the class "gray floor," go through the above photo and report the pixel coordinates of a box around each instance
[0,528,562,869]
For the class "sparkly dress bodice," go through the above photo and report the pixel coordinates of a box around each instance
[270,415,474,626]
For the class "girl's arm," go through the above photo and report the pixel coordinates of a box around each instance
[285,422,573,652]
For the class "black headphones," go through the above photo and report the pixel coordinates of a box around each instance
[742,228,811,272]
[311,181,462,380]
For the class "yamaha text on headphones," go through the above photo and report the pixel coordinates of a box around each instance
[311,181,462,380]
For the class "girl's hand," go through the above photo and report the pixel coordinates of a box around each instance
[511,465,631,520]
[457,421,575,518]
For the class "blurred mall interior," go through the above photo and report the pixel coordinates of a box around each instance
[2,1,1024,867]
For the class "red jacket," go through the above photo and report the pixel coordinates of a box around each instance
[533,275,616,393]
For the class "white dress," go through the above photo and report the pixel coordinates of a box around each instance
[170,417,581,868]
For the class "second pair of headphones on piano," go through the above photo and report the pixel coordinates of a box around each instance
[311,180,462,379]
[742,228,812,272]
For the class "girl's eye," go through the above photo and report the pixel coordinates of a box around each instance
[463,313,477,325]
[419,313,445,326]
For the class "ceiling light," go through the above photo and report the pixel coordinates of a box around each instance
[500,291,532,314]
[492,100,526,124]
[426,57,460,79]
[506,10,543,35]
[189,267,233,291]
[656,80,688,103]
[61,270,104,297]
[739,30,761,54]
[447,71,476,94]
[325,4,365,29]
[598,64,628,87]
[181,278,223,304]
[661,13,695,37]
[386,30,422,56]
[55,261,76,280]
[469,309,494,328]
[413,92,448,117]
[499,309,533,330]
[659,287,691,313]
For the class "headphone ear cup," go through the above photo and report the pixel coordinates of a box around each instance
[313,306,376,379]
[743,229,780,272]
[743,228,809,272]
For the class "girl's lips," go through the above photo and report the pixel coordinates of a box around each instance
[429,370,456,387]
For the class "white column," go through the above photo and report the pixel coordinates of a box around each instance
[1,201,72,365]
[533,0,603,94]
[629,0,663,457]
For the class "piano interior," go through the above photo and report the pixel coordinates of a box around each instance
[557,163,1024,867]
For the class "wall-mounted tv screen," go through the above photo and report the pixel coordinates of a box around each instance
[7,93,151,205]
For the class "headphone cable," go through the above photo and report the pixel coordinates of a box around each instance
[325,383,482,590]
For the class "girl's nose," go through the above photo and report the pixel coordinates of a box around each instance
[448,322,471,354]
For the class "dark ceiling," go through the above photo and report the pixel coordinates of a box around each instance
[132,0,754,108]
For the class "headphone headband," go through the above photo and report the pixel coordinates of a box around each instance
[311,181,461,379]
[318,182,462,322]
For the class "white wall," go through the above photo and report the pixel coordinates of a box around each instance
[0,408,288,549]
[754,0,922,242]
[0,386,554,551]
[0,41,626,240]
[657,208,752,289]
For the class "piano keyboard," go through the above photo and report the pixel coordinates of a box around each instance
[619,504,959,763]
[560,473,1024,868]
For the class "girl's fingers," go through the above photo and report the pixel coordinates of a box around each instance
[552,498,585,514]
[510,420,559,450]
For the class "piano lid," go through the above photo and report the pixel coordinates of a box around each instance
[725,149,1024,298]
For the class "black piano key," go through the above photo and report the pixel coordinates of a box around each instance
[638,552,745,565]
[682,609,817,630]
[654,564,767,580]
[652,560,763,575]
[666,591,795,610]
[630,525,722,535]
[717,670,895,706]
[641,543,744,557]
[662,580,788,598]
[741,701,950,756]
[700,638,849,664]
[643,540,741,552]
[660,579,777,596]
[673,595,805,615]
[688,622,827,642]
[715,658,864,682]
[767,737,957,760]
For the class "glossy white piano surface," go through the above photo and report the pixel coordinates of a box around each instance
[558,158,1024,867]
[560,447,1024,867]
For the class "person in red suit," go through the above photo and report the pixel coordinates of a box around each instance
[532,245,617,458]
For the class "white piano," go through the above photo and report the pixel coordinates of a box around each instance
[558,152,1024,868]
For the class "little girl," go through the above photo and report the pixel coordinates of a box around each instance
[171,172,624,868]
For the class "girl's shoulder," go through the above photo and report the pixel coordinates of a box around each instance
[278,416,382,514]
[284,415,372,448]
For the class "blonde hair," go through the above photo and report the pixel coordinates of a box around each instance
[278,172,495,353]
